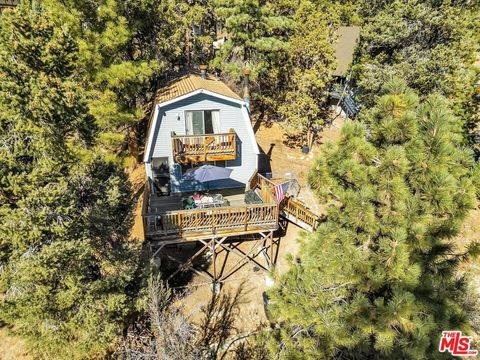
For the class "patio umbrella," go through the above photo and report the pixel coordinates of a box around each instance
[184,165,233,185]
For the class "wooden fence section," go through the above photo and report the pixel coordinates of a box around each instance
[257,174,276,204]
[171,130,236,163]
[0,0,19,10]
[281,196,321,231]
[141,180,151,216]
[256,174,321,231]
[144,203,278,239]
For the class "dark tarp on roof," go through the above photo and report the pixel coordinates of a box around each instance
[331,26,361,77]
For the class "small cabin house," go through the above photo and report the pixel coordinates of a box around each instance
[141,72,321,244]
[143,72,259,195]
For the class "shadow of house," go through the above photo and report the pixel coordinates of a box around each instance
[257,143,274,176]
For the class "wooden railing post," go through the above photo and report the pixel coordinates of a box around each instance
[144,203,280,238]
[244,207,248,231]
[212,208,216,232]
[171,132,236,163]
[203,135,207,161]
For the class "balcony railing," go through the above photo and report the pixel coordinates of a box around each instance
[144,203,278,239]
[171,130,236,164]
[281,196,321,231]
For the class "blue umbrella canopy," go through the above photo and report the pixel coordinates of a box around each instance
[184,165,233,183]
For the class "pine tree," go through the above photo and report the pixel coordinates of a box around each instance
[265,79,479,359]
[211,0,292,81]
[277,0,339,148]
[41,0,198,161]
[354,0,479,113]
[0,7,140,358]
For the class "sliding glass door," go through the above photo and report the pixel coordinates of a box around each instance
[185,110,220,135]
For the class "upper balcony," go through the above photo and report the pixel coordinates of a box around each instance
[171,130,237,164]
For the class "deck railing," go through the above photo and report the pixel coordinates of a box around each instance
[256,174,321,231]
[257,174,277,204]
[246,169,259,191]
[144,203,278,237]
[281,196,321,231]
[142,173,321,239]
[171,130,236,163]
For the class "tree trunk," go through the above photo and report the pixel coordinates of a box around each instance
[186,27,191,66]
[127,127,139,163]
[307,126,314,149]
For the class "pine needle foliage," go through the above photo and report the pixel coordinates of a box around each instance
[0,7,140,359]
[353,0,480,151]
[211,0,292,81]
[265,79,479,359]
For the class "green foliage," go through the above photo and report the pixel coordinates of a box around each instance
[41,0,211,157]
[277,0,340,147]
[0,7,140,359]
[212,0,293,81]
[354,0,479,140]
[212,0,358,144]
[265,80,478,359]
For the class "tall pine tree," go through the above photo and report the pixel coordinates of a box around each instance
[41,0,209,161]
[211,0,292,80]
[0,6,140,358]
[354,0,479,118]
[277,0,342,148]
[265,79,479,359]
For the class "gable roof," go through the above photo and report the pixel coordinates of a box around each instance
[156,73,242,105]
[332,26,361,77]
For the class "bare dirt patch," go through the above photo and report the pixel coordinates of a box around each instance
[0,328,32,360]
[127,164,147,242]
[453,206,480,289]
[173,224,305,335]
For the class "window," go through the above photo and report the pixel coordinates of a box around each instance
[185,110,220,135]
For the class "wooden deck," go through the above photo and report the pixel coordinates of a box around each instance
[144,204,278,240]
[171,130,236,164]
[142,174,321,242]
[143,180,278,241]
[256,174,321,231]
[0,0,18,12]
[144,174,322,287]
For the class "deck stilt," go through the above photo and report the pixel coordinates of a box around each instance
[153,231,276,289]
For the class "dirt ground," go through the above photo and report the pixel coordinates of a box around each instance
[0,328,31,360]
[453,207,480,290]
[129,164,147,242]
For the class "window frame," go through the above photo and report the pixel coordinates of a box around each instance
[184,109,221,135]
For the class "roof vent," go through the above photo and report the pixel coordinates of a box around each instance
[199,64,208,78]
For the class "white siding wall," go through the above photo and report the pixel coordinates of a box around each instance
[146,93,258,192]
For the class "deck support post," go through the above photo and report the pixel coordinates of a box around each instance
[211,236,217,287]
[152,231,278,289]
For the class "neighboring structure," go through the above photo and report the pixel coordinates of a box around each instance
[143,72,259,195]
[330,26,361,118]
[331,26,361,78]
[0,0,19,13]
